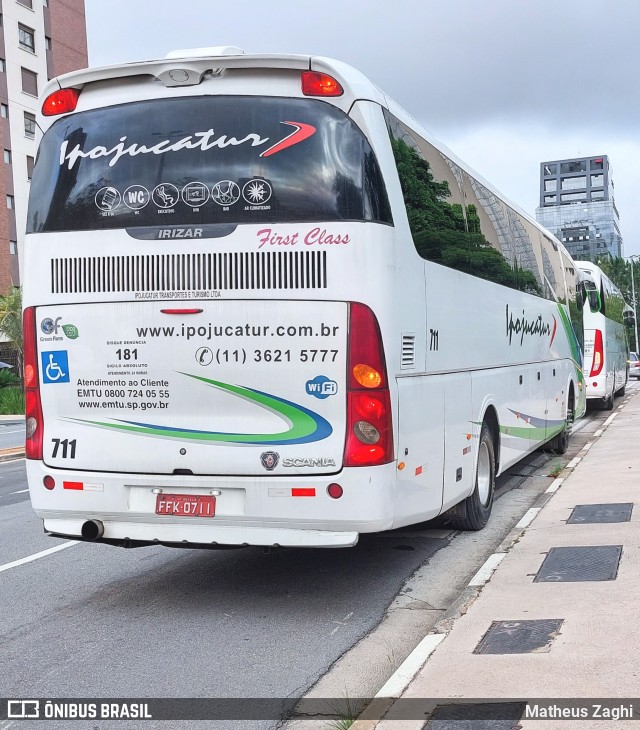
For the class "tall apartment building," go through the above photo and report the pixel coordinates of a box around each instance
[0,0,87,293]
[535,155,623,261]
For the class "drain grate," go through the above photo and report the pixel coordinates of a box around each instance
[534,545,622,582]
[423,702,525,729]
[473,619,563,654]
[567,503,633,524]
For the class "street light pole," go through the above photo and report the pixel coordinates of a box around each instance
[627,255,640,353]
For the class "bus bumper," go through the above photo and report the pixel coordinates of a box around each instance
[26,461,396,549]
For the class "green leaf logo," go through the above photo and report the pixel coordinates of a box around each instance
[62,324,79,339]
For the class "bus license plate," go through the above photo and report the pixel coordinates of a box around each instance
[155,493,216,517]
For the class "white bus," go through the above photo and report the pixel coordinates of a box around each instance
[575,261,630,409]
[23,47,586,549]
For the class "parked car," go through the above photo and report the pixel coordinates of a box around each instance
[628,352,640,379]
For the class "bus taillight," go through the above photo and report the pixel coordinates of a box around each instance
[590,329,604,377]
[23,307,44,460]
[301,71,343,97]
[344,303,393,467]
[42,88,80,116]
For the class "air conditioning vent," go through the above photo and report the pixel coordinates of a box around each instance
[401,333,416,369]
[50,251,327,294]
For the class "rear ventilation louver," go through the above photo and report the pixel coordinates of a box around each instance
[51,251,327,294]
[401,333,416,369]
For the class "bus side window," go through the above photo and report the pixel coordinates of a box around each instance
[384,110,470,274]
[563,251,584,351]
[461,173,542,296]
[384,110,549,296]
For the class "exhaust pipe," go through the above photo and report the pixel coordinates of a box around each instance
[81,519,104,541]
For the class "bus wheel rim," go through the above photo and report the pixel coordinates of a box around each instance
[477,440,491,505]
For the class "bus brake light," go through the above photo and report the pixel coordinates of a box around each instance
[23,307,44,460]
[301,71,343,97]
[42,88,80,116]
[590,329,604,377]
[344,303,393,467]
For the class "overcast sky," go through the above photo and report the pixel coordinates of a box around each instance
[84,0,640,254]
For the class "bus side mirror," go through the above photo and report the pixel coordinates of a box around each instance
[584,282,600,312]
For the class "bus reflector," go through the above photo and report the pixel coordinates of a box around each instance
[43,476,55,490]
[327,483,343,499]
[590,329,604,376]
[344,303,393,467]
[301,71,343,97]
[63,481,83,490]
[23,307,43,460]
[42,88,80,116]
[291,488,316,497]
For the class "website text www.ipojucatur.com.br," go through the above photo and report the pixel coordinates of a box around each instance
[135,322,341,341]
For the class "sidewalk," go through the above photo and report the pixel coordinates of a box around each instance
[355,390,640,729]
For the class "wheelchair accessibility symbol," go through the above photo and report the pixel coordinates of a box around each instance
[41,351,70,384]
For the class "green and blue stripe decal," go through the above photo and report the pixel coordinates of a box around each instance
[68,373,332,445]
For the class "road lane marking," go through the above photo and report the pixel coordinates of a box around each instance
[10,489,28,494]
[329,611,353,636]
[375,633,446,698]
[468,552,507,586]
[516,507,541,529]
[546,477,564,494]
[0,541,77,574]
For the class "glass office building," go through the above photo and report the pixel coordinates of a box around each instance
[535,155,623,260]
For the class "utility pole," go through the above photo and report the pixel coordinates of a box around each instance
[627,256,640,353]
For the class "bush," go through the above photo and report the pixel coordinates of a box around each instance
[0,386,24,415]
[0,369,19,388]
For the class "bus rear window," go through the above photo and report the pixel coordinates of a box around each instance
[27,96,391,234]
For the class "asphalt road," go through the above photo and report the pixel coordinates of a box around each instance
[0,419,24,452]
[0,394,625,730]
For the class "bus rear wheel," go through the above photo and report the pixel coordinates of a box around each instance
[452,422,495,531]
[549,391,574,454]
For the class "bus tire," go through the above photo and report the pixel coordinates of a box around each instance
[549,390,574,455]
[603,391,614,410]
[452,422,495,531]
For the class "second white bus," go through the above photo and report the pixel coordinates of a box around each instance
[576,261,630,409]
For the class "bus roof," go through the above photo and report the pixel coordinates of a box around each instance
[41,49,387,107]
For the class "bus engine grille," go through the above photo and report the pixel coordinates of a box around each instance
[50,251,328,294]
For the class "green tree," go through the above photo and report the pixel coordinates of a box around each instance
[0,286,23,377]
[596,256,638,350]
[597,256,630,301]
